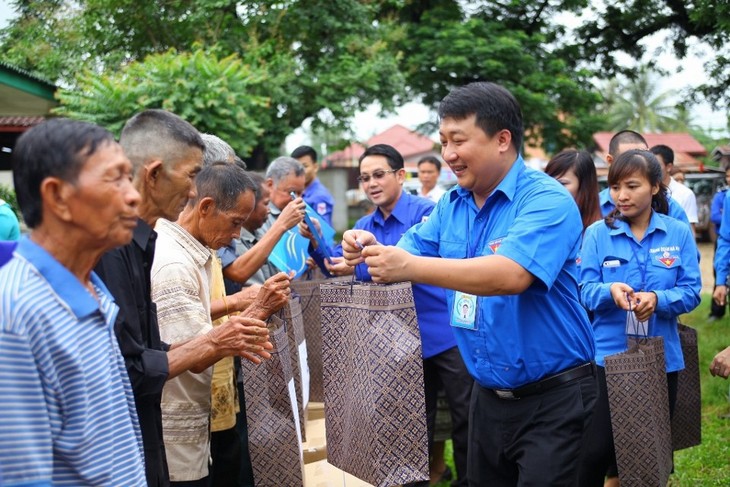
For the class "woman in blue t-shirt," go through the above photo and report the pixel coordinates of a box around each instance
[578,149,701,486]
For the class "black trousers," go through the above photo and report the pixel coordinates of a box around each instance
[424,347,474,487]
[577,366,679,486]
[209,427,241,487]
[468,373,598,487]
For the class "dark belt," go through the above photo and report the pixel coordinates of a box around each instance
[491,362,595,400]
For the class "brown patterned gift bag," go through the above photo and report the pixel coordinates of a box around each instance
[292,275,351,403]
[242,315,304,486]
[671,323,701,451]
[320,280,429,487]
[278,298,309,442]
[605,336,672,487]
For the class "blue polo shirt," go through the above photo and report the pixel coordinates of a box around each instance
[398,156,595,389]
[303,178,335,226]
[0,237,145,486]
[599,187,690,225]
[352,191,456,359]
[714,190,730,285]
[580,213,701,372]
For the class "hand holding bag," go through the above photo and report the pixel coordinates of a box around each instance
[241,315,304,486]
[320,280,429,487]
[604,311,672,486]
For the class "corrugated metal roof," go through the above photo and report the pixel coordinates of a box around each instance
[326,124,436,166]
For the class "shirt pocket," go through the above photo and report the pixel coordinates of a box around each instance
[600,255,630,283]
[650,254,681,283]
[440,240,468,259]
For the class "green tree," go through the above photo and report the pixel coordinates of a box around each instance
[1,1,406,168]
[568,0,730,107]
[54,46,269,158]
[601,67,681,133]
[380,0,606,152]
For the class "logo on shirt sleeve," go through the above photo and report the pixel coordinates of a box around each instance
[488,237,504,254]
[656,251,677,267]
[316,202,327,215]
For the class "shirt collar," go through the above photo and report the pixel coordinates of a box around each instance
[374,190,408,225]
[156,218,211,267]
[608,211,667,239]
[599,188,613,206]
[240,227,256,243]
[269,201,282,217]
[450,154,525,204]
[132,217,156,249]
[16,236,109,320]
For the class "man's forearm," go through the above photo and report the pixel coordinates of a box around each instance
[224,225,287,283]
[167,334,220,378]
[406,254,534,295]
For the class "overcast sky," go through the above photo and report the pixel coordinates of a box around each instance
[0,2,726,152]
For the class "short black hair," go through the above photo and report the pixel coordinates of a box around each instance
[359,144,404,171]
[438,82,524,152]
[418,155,441,172]
[192,162,257,211]
[608,130,647,158]
[291,145,318,162]
[650,144,674,165]
[12,118,116,228]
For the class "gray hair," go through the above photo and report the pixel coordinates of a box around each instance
[120,109,204,175]
[265,156,304,185]
[201,133,247,169]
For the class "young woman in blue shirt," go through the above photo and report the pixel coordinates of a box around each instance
[578,149,702,486]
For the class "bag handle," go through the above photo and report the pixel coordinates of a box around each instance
[625,293,648,339]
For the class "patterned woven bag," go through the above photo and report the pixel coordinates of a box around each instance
[671,323,701,451]
[605,336,672,487]
[241,315,304,486]
[277,298,309,442]
[320,280,429,487]
[292,275,351,403]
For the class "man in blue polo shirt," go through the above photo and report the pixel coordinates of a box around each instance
[291,145,335,226]
[342,82,597,486]
[0,118,146,485]
[330,143,472,487]
[599,130,690,226]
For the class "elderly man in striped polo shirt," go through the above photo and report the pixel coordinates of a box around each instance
[0,119,147,485]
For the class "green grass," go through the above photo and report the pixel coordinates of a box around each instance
[433,294,730,486]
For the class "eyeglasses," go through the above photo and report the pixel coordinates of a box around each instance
[357,169,397,183]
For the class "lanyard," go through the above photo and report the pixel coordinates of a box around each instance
[628,234,652,291]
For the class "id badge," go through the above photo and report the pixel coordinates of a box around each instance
[451,292,477,330]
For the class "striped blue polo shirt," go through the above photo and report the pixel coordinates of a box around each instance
[0,237,145,486]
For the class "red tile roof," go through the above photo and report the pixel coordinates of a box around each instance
[325,124,436,166]
[593,132,707,156]
[0,116,46,127]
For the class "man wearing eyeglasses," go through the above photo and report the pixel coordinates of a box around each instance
[328,143,472,487]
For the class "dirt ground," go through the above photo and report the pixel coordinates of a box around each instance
[698,241,715,294]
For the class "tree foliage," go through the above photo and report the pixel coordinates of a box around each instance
[2,0,729,162]
[2,0,405,167]
[567,0,730,107]
[54,47,269,157]
[601,67,681,133]
[381,0,605,153]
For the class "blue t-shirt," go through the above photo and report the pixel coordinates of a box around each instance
[398,156,595,389]
[599,187,689,226]
[0,201,20,241]
[352,191,456,359]
[303,178,335,226]
[580,213,701,372]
